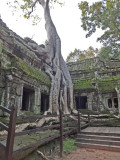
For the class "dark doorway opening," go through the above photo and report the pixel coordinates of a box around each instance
[75,96,87,109]
[22,87,34,111]
[114,98,118,108]
[108,98,112,108]
[41,94,49,112]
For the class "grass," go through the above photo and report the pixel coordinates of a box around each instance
[0,117,8,125]
[63,138,76,152]
[91,119,120,127]
[0,117,9,131]
[100,110,111,114]
[78,109,98,115]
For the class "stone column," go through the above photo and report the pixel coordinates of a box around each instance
[5,74,16,109]
[16,84,23,114]
[87,94,93,110]
[111,97,114,109]
[34,87,41,114]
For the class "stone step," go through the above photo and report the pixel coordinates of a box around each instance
[76,138,120,146]
[75,142,120,152]
[77,134,120,141]
[80,131,120,137]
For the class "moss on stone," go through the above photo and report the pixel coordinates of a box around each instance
[98,77,120,82]
[15,56,50,85]
[1,49,12,68]
[73,76,120,92]
[73,78,95,90]
[98,77,120,92]
[1,49,50,85]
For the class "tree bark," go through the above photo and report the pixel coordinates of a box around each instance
[38,0,75,114]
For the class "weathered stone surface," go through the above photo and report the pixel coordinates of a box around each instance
[0,18,120,115]
[67,57,120,112]
[0,19,50,115]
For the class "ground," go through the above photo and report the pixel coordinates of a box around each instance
[53,148,120,160]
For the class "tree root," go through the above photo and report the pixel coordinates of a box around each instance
[37,150,49,160]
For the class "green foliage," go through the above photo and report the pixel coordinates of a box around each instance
[78,109,98,115]
[98,76,120,92]
[15,56,51,85]
[99,46,120,60]
[73,78,95,90]
[99,46,113,59]
[79,0,120,59]
[92,119,120,127]
[0,117,8,125]
[1,49,50,85]
[63,139,76,152]
[74,75,120,92]
[7,0,64,25]
[100,110,110,114]
[66,46,98,62]
[16,117,39,124]
[0,117,9,131]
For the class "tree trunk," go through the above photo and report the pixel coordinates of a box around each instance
[38,0,75,114]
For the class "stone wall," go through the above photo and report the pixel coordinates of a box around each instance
[1,18,120,114]
[68,57,120,112]
[0,19,50,115]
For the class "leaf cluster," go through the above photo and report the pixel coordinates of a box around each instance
[7,0,64,25]
[66,46,98,62]
[79,0,120,58]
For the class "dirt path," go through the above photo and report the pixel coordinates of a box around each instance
[53,148,120,160]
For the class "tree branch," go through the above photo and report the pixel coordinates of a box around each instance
[37,150,49,160]
[28,0,39,17]
[46,0,50,6]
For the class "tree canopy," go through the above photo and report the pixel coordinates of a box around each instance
[66,46,98,62]
[79,0,120,59]
[7,0,64,25]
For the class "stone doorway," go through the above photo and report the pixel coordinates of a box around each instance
[41,93,49,112]
[22,87,35,111]
[75,96,87,109]
[108,98,112,108]
[114,98,118,108]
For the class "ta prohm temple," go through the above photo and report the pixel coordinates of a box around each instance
[0,19,120,115]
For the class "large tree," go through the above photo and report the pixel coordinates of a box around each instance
[8,0,76,114]
[66,46,98,62]
[79,0,120,59]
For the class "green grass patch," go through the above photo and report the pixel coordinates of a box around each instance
[63,139,76,152]
[0,117,9,131]
[78,109,98,115]
[92,119,120,127]
[0,117,8,125]
[100,110,111,114]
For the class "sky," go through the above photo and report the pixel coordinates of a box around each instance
[0,0,103,60]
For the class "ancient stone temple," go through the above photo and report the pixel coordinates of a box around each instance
[0,19,120,115]
[67,57,120,113]
[0,19,50,115]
